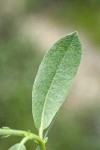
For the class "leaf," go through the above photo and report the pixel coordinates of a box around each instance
[8,143,26,150]
[32,31,82,132]
[1,134,10,138]
[36,146,40,150]
[2,127,10,130]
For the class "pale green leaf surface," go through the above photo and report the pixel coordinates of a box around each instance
[8,143,26,150]
[36,146,40,150]
[32,31,82,131]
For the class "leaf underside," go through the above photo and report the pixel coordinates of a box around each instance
[32,31,82,132]
[8,143,26,150]
[36,146,40,150]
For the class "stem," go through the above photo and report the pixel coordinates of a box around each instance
[18,136,33,150]
[40,142,46,150]
[0,128,45,148]
[0,128,27,137]
[39,127,43,139]
[39,128,46,150]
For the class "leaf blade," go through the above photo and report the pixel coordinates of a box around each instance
[32,31,82,132]
[36,146,40,150]
[8,143,26,150]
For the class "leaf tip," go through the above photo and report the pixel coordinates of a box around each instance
[70,31,79,36]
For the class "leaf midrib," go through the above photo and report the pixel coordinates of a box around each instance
[39,33,75,134]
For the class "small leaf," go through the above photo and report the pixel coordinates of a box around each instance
[32,31,82,133]
[36,146,40,150]
[1,134,10,138]
[8,143,26,150]
[2,127,10,130]
[44,137,48,143]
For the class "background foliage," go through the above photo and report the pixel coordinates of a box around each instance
[0,0,100,150]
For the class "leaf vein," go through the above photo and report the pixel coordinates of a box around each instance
[39,33,75,135]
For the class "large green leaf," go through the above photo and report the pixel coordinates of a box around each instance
[8,143,26,150]
[32,31,82,132]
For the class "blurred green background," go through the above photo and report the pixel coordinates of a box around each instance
[0,0,100,149]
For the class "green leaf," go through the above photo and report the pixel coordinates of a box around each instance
[32,31,82,133]
[36,146,40,150]
[8,143,26,150]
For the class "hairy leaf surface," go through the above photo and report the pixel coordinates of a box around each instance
[32,32,82,132]
[36,146,40,150]
[8,143,26,150]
